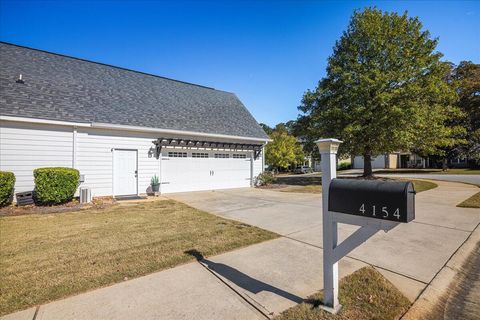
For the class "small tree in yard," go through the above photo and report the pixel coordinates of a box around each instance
[299,8,463,177]
[266,124,304,171]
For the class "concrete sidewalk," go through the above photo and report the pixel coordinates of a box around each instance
[1,237,370,320]
[3,236,421,320]
[3,180,479,320]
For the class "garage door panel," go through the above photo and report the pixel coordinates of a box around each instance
[160,153,252,193]
[212,159,251,189]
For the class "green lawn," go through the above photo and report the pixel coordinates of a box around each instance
[0,200,278,316]
[275,267,410,320]
[409,180,438,193]
[457,192,480,208]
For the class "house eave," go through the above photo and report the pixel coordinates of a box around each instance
[0,116,271,143]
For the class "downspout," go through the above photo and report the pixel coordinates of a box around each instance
[72,126,77,169]
[262,144,266,172]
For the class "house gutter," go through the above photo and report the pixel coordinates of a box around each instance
[0,116,271,143]
[0,115,91,127]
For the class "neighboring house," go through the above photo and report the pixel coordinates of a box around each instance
[0,42,269,197]
[352,153,473,169]
[313,157,351,172]
[447,156,470,168]
[352,153,428,169]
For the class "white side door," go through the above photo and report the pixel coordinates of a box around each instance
[113,149,138,196]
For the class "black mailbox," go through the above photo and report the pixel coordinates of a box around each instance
[328,179,415,223]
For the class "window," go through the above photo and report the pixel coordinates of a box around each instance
[168,152,187,158]
[214,153,229,158]
[192,152,209,158]
[233,154,247,159]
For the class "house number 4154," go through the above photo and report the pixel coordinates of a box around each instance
[359,204,401,220]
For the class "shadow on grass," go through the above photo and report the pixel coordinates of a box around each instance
[185,249,303,304]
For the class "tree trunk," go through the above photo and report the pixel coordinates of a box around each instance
[442,158,448,172]
[363,153,373,177]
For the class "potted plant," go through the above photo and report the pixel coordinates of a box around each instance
[151,175,160,192]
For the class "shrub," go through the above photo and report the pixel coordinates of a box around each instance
[0,171,15,207]
[338,162,352,171]
[255,172,277,186]
[34,167,79,205]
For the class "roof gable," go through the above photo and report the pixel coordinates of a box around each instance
[0,42,269,140]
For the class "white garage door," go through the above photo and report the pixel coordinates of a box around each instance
[353,155,386,169]
[160,150,252,193]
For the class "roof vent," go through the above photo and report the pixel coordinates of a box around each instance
[16,74,25,84]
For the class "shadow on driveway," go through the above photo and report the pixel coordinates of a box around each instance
[185,249,303,304]
[276,174,322,186]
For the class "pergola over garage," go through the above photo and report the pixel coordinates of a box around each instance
[152,138,264,193]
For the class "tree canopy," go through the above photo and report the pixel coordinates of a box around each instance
[449,61,480,163]
[259,123,274,135]
[298,8,463,176]
[265,124,304,170]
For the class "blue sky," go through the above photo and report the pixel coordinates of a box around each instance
[1,1,479,126]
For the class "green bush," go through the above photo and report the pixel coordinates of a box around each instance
[338,162,352,171]
[255,172,277,186]
[34,167,79,205]
[0,171,15,207]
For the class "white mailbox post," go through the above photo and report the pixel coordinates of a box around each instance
[316,138,413,313]
[316,138,342,312]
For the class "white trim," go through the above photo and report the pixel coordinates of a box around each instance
[0,116,90,127]
[0,116,270,142]
[92,122,271,142]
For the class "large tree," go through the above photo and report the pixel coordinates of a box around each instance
[259,123,274,135]
[299,8,463,176]
[450,61,480,165]
[265,124,304,170]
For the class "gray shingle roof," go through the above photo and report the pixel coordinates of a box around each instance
[0,42,269,140]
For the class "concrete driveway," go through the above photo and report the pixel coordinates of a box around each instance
[169,180,480,297]
[6,180,478,320]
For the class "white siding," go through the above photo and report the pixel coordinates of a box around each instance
[0,121,74,193]
[76,128,159,197]
[1,120,265,197]
[252,152,263,180]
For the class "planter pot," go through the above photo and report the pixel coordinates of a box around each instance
[151,184,160,192]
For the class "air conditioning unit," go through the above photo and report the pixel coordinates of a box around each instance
[79,187,92,204]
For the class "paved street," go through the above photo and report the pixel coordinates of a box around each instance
[440,242,480,320]
[336,169,480,185]
[377,174,480,185]
[3,180,479,320]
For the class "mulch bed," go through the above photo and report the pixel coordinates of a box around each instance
[256,184,290,190]
[0,197,116,217]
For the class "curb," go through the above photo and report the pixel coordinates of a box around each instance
[401,223,480,319]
